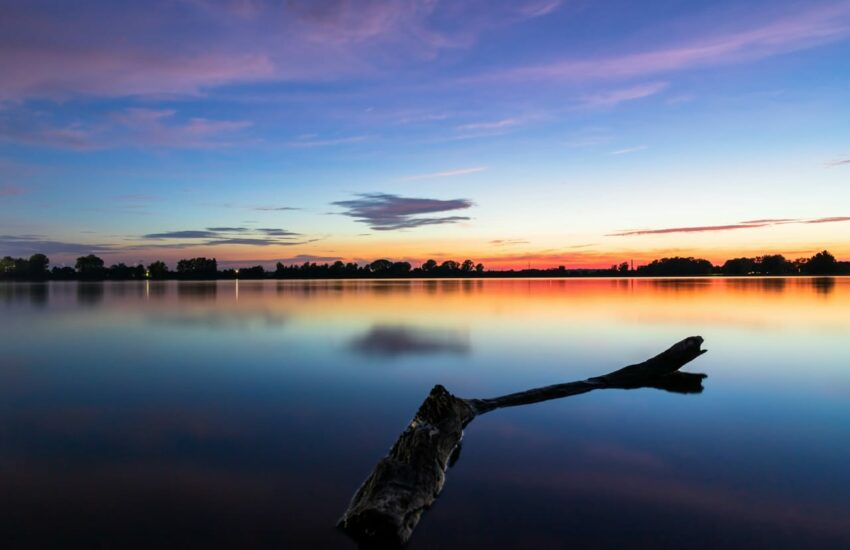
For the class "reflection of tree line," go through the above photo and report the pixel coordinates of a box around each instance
[1,250,849,282]
[0,275,841,309]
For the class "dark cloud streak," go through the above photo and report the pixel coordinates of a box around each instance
[332,193,473,230]
[610,216,850,236]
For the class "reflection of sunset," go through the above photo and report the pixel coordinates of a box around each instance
[28,278,850,332]
[4,278,850,547]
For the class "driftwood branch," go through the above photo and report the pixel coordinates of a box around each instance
[338,336,708,547]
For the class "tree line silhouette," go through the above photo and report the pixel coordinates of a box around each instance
[0,251,848,281]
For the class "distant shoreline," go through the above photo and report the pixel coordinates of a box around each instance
[2,250,848,281]
[2,274,848,283]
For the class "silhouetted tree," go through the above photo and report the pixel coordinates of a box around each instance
[722,257,756,275]
[390,262,412,276]
[176,257,217,279]
[421,259,437,272]
[438,260,460,274]
[28,254,49,279]
[147,260,169,279]
[238,265,266,279]
[801,250,838,275]
[0,256,14,278]
[51,266,76,280]
[109,263,128,279]
[636,257,713,276]
[369,259,394,273]
[76,254,106,280]
[461,259,475,273]
[0,254,50,280]
[475,263,484,273]
[756,254,795,275]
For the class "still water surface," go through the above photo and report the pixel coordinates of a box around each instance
[1,278,849,548]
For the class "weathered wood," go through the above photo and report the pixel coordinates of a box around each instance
[338,336,707,547]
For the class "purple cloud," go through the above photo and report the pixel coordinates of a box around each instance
[109,108,251,149]
[252,206,301,211]
[332,193,473,230]
[610,216,850,236]
[609,223,768,236]
[803,216,850,224]
[476,3,850,84]
[144,230,219,239]
[739,218,799,224]
[0,235,112,255]
[490,239,530,246]
[0,106,251,150]
[0,1,566,102]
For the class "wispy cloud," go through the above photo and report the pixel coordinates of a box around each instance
[204,238,300,247]
[517,0,563,18]
[738,218,798,224]
[456,118,519,132]
[0,107,251,150]
[110,108,251,149]
[609,216,850,236]
[610,145,647,155]
[476,3,850,84]
[144,230,219,239]
[142,226,302,246]
[206,227,249,232]
[577,81,669,109]
[610,223,768,236]
[803,216,850,224]
[332,193,473,230]
[826,158,850,167]
[0,0,571,102]
[403,166,487,181]
[252,206,301,211]
[0,119,98,150]
[490,239,530,246]
[257,228,300,236]
[286,135,368,148]
[0,235,113,255]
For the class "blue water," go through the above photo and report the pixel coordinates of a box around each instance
[1,278,849,548]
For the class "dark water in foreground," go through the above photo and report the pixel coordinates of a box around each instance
[1,278,849,548]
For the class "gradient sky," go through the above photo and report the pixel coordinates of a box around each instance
[1,0,849,268]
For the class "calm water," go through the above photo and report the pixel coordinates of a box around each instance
[1,278,849,548]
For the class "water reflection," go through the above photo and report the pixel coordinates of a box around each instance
[76,282,104,306]
[350,325,470,357]
[726,277,787,293]
[0,282,48,307]
[0,278,849,548]
[150,309,288,329]
[811,276,836,295]
[177,281,218,301]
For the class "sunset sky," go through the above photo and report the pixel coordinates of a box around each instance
[1,0,849,269]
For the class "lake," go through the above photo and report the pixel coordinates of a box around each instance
[1,278,849,548]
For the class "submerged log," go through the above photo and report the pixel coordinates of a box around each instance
[338,336,707,547]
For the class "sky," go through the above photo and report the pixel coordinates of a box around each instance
[1,0,849,269]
